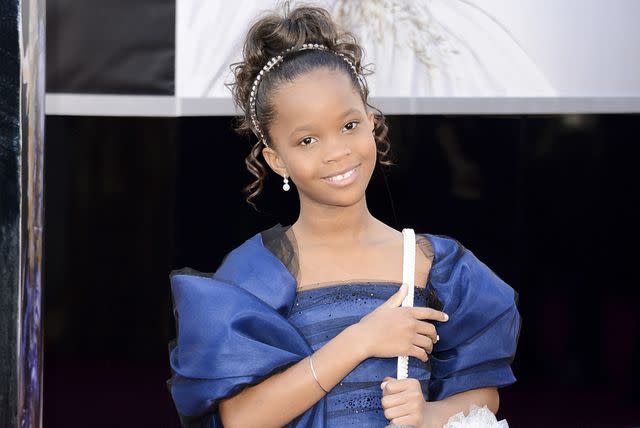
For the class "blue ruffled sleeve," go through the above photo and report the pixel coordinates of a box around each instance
[423,234,522,401]
[167,234,326,427]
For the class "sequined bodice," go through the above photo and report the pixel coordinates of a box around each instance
[286,283,432,426]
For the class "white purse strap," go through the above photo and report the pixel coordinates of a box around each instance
[397,228,415,380]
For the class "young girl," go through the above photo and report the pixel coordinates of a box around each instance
[168,4,521,428]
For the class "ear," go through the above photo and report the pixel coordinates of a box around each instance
[261,146,288,178]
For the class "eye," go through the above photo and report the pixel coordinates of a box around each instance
[343,121,360,132]
[298,136,317,146]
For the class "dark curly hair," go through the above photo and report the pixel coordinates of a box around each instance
[227,4,393,209]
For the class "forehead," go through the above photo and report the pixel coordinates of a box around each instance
[270,68,363,128]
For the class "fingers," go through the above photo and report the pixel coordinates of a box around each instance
[410,306,449,322]
[384,283,408,308]
[413,333,434,355]
[383,402,415,422]
[415,320,438,344]
[410,345,429,362]
[380,379,425,424]
[390,414,420,426]
[380,377,420,395]
[381,391,407,408]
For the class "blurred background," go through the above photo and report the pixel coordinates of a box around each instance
[42,113,640,428]
[15,0,640,426]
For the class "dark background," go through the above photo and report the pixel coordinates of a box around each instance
[42,113,640,427]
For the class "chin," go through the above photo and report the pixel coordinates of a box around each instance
[323,192,367,208]
[312,181,370,207]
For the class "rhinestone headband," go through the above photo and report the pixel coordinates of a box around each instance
[248,43,366,147]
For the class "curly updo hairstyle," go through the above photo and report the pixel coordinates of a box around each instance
[228,4,393,209]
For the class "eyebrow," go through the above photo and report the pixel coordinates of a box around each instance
[289,107,361,138]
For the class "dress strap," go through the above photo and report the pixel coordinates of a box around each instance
[397,228,416,380]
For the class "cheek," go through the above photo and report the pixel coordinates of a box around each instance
[360,132,378,159]
[286,153,317,182]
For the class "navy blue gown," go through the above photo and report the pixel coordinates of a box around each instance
[287,283,433,426]
[167,224,521,427]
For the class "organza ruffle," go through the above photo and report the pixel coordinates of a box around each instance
[443,404,509,428]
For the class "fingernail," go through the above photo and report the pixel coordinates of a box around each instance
[443,313,449,321]
[380,382,388,389]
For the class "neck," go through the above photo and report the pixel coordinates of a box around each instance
[293,194,375,246]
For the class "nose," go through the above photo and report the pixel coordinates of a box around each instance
[322,136,352,163]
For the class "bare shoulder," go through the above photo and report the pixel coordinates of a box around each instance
[371,220,433,288]
[371,219,434,259]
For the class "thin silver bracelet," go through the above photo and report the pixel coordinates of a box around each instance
[309,355,329,393]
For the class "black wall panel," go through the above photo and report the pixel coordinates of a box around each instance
[46,0,175,94]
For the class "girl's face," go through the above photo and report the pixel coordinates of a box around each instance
[262,68,376,209]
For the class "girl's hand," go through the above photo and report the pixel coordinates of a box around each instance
[356,283,448,361]
[380,377,429,427]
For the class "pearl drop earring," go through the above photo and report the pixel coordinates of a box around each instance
[282,174,290,191]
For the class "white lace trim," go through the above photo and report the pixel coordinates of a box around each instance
[443,404,509,428]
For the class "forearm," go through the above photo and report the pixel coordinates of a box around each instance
[423,387,499,428]
[219,324,368,428]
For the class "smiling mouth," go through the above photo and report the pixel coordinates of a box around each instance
[322,164,360,184]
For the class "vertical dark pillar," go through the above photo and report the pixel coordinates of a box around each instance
[0,0,45,426]
[0,0,21,423]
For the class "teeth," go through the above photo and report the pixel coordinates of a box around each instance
[326,167,356,182]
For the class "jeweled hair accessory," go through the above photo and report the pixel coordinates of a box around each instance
[248,43,366,147]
